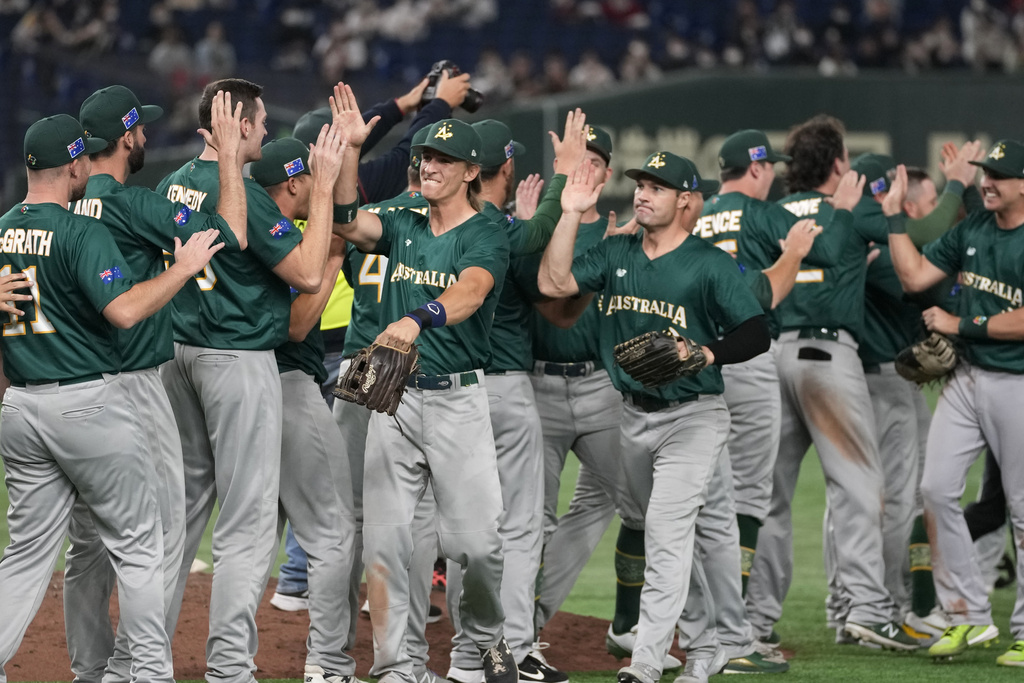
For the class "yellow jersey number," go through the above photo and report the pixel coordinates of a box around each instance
[163,251,217,290]
[358,254,388,303]
[1,265,56,336]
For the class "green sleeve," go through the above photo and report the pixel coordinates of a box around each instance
[132,188,239,253]
[921,221,963,275]
[748,270,773,312]
[962,184,985,215]
[570,237,612,294]
[906,181,964,249]
[512,174,567,256]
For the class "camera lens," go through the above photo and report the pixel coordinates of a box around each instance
[462,88,484,113]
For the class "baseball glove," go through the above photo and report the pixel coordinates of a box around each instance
[894,332,958,384]
[613,328,708,388]
[333,340,419,416]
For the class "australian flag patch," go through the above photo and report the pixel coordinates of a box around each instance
[99,266,123,284]
[67,137,85,159]
[122,107,139,130]
[269,219,292,239]
[173,205,192,226]
[748,145,767,161]
[870,177,887,195]
[284,157,305,177]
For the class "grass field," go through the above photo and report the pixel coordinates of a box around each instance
[1,385,1020,681]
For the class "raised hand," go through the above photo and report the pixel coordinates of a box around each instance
[778,218,822,259]
[550,107,588,176]
[515,173,544,220]
[604,211,640,238]
[882,164,908,217]
[198,90,243,157]
[309,122,348,187]
[396,78,429,115]
[173,229,226,276]
[561,159,604,215]
[0,271,33,317]
[435,70,472,109]
[329,82,380,148]
[828,169,866,212]
[940,139,982,186]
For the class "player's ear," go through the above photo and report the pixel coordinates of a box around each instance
[603,166,613,183]
[464,162,481,183]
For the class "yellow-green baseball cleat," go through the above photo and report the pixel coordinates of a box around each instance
[929,624,1000,660]
[997,640,1024,667]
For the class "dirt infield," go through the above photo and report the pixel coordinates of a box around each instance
[8,574,689,680]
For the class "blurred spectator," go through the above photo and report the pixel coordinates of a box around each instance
[314,16,369,85]
[660,35,696,71]
[857,0,902,68]
[434,0,498,29]
[961,0,1018,72]
[819,27,858,76]
[619,37,661,82]
[509,50,542,97]
[194,20,236,83]
[762,0,814,65]
[602,0,648,30]
[542,50,571,94]
[568,48,616,90]
[725,0,763,67]
[377,0,430,43]
[148,23,193,93]
[474,48,515,101]
[273,0,316,71]
[904,15,962,71]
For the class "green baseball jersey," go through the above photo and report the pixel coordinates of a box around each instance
[274,287,328,384]
[373,209,509,375]
[571,233,763,399]
[157,158,302,350]
[517,217,607,363]
[72,173,240,371]
[776,193,886,341]
[0,203,134,384]
[924,210,1024,372]
[859,246,925,366]
[697,191,855,336]
[342,192,429,356]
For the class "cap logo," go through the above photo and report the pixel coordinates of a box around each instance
[586,127,597,142]
[67,137,85,159]
[284,157,305,177]
[647,153,666,169]
[434,123,453,141]
[692,174,699,188]
[748,145,767,161]
[990,144,1006,160]
[870,177,887,195]
[504,140,514,159]
[122,107,139,130]
[26,154,36,166]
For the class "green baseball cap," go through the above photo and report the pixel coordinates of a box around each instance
[971,140,1024,179]
[852,153,896,196]
[472,120,526,168]
[414,119,481,164]
[250,137,310,188]
[293,107,331,146]
[410,125,430,169]
[718,129,791,170]
[24,114,107,170]
[79,85,163,143]
[585,125,613,163]
[625,151,720,196]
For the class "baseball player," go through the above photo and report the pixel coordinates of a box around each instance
[445,114,589,683]
[250,134,360,682]
[331,78,515,683]
[744,115,919,651]
[539,152,771,683]
[883,145,1024,665]
[0,114,224,683]
[62,85,248,683]
[156,77,338,683]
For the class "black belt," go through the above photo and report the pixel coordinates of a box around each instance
[10,372,108,388]
[796,327,840,342]
[625,392,698,413]
[862,363,882,374]
[407,371,480,390]
[538,360,603,377]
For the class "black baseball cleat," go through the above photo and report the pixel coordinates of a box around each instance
[481,637,519,683]
[518,649,568,683]
[427,604,443,624]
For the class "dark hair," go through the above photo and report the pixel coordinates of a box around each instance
[905,166,930,186]
[719,162,764,183]
[199,78,263,132]
[467,174,483,211]
[479,165,505,181]
[783,114,846,194]
[90,135,122,161]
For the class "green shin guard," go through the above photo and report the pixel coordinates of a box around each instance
[612,525,646,635]
[737,513,762,597]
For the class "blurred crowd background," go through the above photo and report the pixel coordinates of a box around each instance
[0,0,1021,197]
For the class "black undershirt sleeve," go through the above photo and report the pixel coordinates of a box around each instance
[706,315,771,366]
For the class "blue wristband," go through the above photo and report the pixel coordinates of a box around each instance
[403,300,447,330]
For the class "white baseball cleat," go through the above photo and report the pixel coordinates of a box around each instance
[606,624,683,670]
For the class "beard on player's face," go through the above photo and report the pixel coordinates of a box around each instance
[128,144,145,174]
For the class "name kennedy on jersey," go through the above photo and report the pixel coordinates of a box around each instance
[389,262,457,288]
[605,293,688,328]
[961,270,1024,308]
[165,184,209,211]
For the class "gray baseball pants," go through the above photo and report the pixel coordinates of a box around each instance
[63,367,186,683]
[279,369,357,675]
[160,344,283,683]
[0,376,171,683]
[363,373,505,683]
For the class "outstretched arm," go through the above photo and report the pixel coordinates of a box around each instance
[330,81,385,252]
[538,162,604,299]
[883,165,950,293]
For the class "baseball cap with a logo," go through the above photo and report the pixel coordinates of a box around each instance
[25,114,107,170]
[585,125,613,163]
[851,153,896,196]
[414,119,481,164]
[718,129,791,170]
[79,85,163,143]
[472,120,526,168]
[971,140,1024,179]
[625,151,720,196]
[250,137,310,188]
